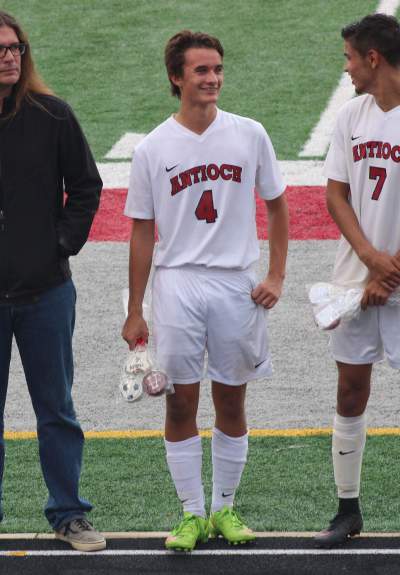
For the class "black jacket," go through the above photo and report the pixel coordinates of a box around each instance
[0,93,102,301]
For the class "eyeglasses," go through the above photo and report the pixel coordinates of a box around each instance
[0,43,26,59]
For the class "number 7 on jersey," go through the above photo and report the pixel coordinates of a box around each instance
[369,166,387,201]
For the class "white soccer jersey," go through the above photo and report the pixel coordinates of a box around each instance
[325,94,400,288]
[124,109,284,269]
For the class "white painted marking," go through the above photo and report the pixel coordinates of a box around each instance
[279,160,324,186]
[377,0,400,13]
[298,74,354,158]
[98,162,131,188]
[299,0,400,158]
[97,160,326,189]
[1,531,399,540]
[105,133,146,159]
[3,548,400,557]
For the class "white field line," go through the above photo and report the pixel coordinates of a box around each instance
[1,531,399,540]
[97,160,325,188]
[299,0,400,158]
[4,548,400,557]
[105,133,146,159]
[298,75,353,158]
[378,0,400,14]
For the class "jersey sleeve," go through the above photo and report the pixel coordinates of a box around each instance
[255,125,286,200]
[324,108,349,183]
[124,145,155,219]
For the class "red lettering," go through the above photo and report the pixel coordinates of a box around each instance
[358,143,367,160]
[353,145,361,162]
[231,166,242,182]
[391,145,400,163]
[382,142,391,159]
[206,164,220,180]
[170,175,184,196]
[352,140,400,164]
[189,166,202,184]
[220,164,232,180]
[200,165,208,182]
[366,141,378,158]
[171,163,243,194]
[179,170,193,188]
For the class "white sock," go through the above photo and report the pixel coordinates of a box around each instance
[164,435,205,518]
[211,427,248,514]
[332,412,367,499]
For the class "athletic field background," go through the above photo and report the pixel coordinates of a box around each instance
[1,0,399,533]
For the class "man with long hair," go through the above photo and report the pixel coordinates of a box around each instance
[315,13,400,547]
[0,11,105,551]
[123,30,288,551]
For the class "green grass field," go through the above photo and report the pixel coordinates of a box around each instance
[3,0,378,159]
[1,435,399,533]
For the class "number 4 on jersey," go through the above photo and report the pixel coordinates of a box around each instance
[195,190,218,223]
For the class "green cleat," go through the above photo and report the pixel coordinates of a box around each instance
[165,512,209,552]
[209,506,256,545]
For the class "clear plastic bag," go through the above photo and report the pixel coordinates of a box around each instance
[308,283,362,330]
[308,282,400,330]
[119,339,150,402]
[118,290,174,403]
[119,342,174,402]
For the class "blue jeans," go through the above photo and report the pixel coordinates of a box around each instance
[0,279,92,529]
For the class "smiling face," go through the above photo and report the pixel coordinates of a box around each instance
[344,40,376,95]
[172,47,224,108]
[0,25,22,96]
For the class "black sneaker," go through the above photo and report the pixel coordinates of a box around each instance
[314,512,363,548]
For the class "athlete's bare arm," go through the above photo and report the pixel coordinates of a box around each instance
[251,193,288,309]
[121,218,155,349]
[327,178,400,292]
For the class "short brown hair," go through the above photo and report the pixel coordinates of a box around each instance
[0,11,53,117]
[164,30,224,98]
[342,13,400,67]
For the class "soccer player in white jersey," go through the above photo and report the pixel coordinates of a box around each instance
[122,30,288,552]
[315,14,400,548]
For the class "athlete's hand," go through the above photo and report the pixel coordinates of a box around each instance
[251,276,283,309]
[121,312,149,350]
[365,249,400,290]
[361,279,391,310]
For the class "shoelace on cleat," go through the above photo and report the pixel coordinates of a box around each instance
[171,515,198,536]
[219,509,246,529]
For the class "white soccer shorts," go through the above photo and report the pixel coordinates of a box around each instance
[330,303,400,368]
[151,265,272,385]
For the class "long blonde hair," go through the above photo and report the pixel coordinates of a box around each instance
[0,11,53,117]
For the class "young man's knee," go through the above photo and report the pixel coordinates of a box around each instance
[166,394,197,424]
[337,379,370,415]
[215,395,245,421]
[337,396,368,417]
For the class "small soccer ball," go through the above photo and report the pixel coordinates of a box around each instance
[143,370,169,396]
[119,375,143,402]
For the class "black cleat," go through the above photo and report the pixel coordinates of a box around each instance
[314,512,363,548]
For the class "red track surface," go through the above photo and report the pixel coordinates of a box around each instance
[88,186,340,242]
